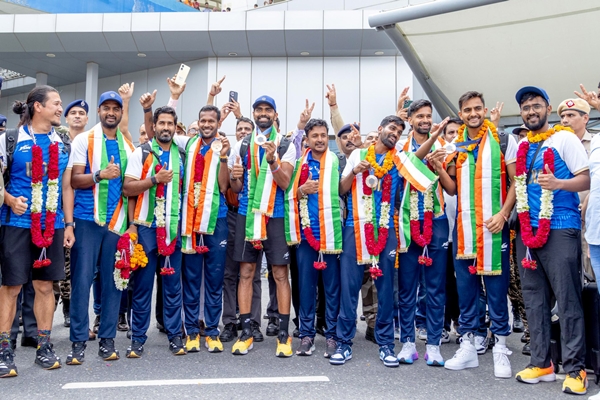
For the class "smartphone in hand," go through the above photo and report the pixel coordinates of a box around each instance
[229,91,238,103]
[174,64,190,86]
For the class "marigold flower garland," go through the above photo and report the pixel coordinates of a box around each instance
[191,152,209,254]
[297,164,327,270]
[363,172,392,279]
[31,142,59,268]
[456,120,498,165]
[515,127,559,270]
[154,164,177,275]
[114,233,148,290]
[409,187,434,266]
[365,145,395,178]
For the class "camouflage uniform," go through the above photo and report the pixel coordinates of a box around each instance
[361,269,378,329]
[508,230,527,329]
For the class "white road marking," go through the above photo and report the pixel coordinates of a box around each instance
[63,375,330,389]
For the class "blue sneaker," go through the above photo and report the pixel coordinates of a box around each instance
[329,344,352,365]
[379,346,399,368]
[397,341,418,364]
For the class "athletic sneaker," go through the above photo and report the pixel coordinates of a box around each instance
[66,342,86,365]
[329,344,352,365]
[98,338,120,361]
[474,335,489,355]
[379,345,399,368]
[515,363,556,384]
[563,369,588,395]
[416,327,427,341]
[126,341,144,358]
[0,348,17,378]
[35,342,62,370]
[493,344,512,378]
[232,328,254,355]
[324,338,337,359]
[205,336,223,353]
[425,344,444,366]
[169,336,187,355]
[397,341,418,364]
[276,332,293,358]
[440,329,450,344]
[444,335,478,371]
[186,333,200,352]
[296,336,315,356]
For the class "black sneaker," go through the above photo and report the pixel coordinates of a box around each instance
[117,314,128,332]
[199,320,206,337]
[250,320,264,342]
[35,342,62,370]
[66,342,86,365]
[0,348,17,378]
[219,323,238,343]
[98,338,120,361]
[365,326,376,344]
[62,299,71,328]
[93,315,100,334]
[169,336,187,356]
[266,317,279,336]
[126,340,144,358]
[296,336,315,356]
[324,338,337,359]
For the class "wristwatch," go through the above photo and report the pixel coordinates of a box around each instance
[94,170,103,183]
[267,157,276,165]
[65,222,76,228]
[150,176,158,185]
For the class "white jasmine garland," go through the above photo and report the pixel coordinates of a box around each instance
[45,179,59,212]
[155,197,166,227]
[30,182,43,213]
[299,197,310,228]
[113,268,128,291]
[409,189,419,221]
[380,202,390,228]
[363,195,373,223]
[423,187,434,212]
[193,182,201,208]
[515,175,529,213]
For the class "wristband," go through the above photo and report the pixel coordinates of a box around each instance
[267,158,276,165]
[128,221,136,227]
[143,107,152,114]
[271,164,281,174]
[220,157,228,163]
[65,222,75,228]
[150,176,158,185]
[329,103,337,107]
[299,187,307,198]
[93,170,102,184]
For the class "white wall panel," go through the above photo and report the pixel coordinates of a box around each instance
[360,56,396,132]
[286,57,323,132]
[251,57,287,135]
[213,57,252,137]
[323,57,360,132]
[179,58,210,129]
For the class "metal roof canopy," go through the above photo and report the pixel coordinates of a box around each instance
[369,0,600,120]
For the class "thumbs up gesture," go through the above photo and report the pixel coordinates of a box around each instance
[101,155,121,180]
[155,162,173,184]
[300,171,319,195]
[231,155,244,181]
[538,163,559,191]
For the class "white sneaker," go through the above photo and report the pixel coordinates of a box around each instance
[425,344,444,366]
[444,338,479,371]
[397,341,418,364]
[474,335,489,355]
[441,329,450,344]
[493,344,512,378]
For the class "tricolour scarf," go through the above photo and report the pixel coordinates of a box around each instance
[245,126,279,241]
[398,134,446,252]
[181,136,222,253]
[133,139,181,244]
[86,123,134,235]
[456,127,506,275]
[350,148,437,265]
[284,148,342,253]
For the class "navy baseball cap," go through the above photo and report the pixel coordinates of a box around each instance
[337,123,360,137]
[98,91,123,108]
[0,114,6,128]
[64,99,89,117]
[515,86,550,105]
[252,95,276,112]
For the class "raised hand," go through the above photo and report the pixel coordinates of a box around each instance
[155,162,173,184]
[352,160,371,175]
[396,86,410,112]
[118,82,135,102]
[298,99,315,130]
[219,136,231,157]
[538,163,560,191]
[348,122,363,148]
[231,156,244,180]
[263,141,277,163]
[140,90,157,110]
[574,83,600,112]
[301,172,319,195]
[167,77,186,99]
[210,75,226,97]
[490,101,504,128]
[220,103,232,123]
[325,84,337,107]
[430,117,450,140]
[101,156,121,180]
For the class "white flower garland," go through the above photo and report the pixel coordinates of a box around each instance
[30,182,43,213]
[193,182,201,208]
[30,179,59,214]
[363,192,390,229]
[299,197,310,229]
[515,172,553,219]
[113,267,128,291]
[154,197,166,227]
[409,187,434,220]
[46,179,59,212]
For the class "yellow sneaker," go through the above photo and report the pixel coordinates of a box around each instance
[563,369,588,395]
[232,330,253,355]
[186,334,200,353]
[205,336,223,353]
[276,334,293,358]
[515,364,556,384]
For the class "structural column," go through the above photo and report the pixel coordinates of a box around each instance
[35,72,48,87]
[85,62,99,126]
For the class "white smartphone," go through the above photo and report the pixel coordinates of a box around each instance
[174,64,190,86]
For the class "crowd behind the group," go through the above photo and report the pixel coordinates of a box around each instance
[179,0,275,12]
[1,75,600,397]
